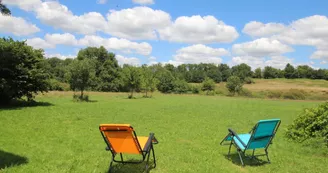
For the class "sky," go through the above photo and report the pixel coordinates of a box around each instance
[1,0,328,69]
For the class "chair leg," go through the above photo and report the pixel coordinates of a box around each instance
[108,155,114,173]
[237,149,244,167]
[120,153,124,162]
[145,147,151,171]
[251,149,255,159]
[228,140,233,157]
[265,149,270,163]
[151,145,156,168]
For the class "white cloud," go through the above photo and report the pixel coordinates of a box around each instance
[106,7,171,40]
[172,44,228,64]
[320,61,327,64]
[97,0,108,4]
[231,56,293,69]
[45,33,78,46]
[0,14,40,36]
[78,35,152,55]
[3,0,41,11]
[162,60,184,67]
[45,53,76,60]
[132,0,154,5]
[159,15,239,44]
[232,38,293,57]
[116,55,141,66]
[26,38,54,49]
[243,21,286,37]
[34,1,107,35]
[310,50,328,61]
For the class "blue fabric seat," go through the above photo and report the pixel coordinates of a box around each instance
[220,119,281,166]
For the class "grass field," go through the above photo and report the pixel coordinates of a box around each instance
[1,92,327,173]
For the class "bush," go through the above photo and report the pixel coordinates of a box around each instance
[173,79,190,94]
[201,77,216,95]
[286,102,328,147]
[239,88,253,97]
[244,77,255,84]
[282,89,306,100]
[226,76,243,95]
[48,79,70,91]
[191,85,200,94]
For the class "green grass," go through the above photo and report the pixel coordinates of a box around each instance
[1,92,327,173]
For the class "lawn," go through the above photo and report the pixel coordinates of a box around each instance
[0,92,327,173]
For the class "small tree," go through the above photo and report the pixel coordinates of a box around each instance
[226,76,243,95]
[286,102,328,147]
[173,79,190,94]
[0,38,49,104]
[141,66,159,97]
[254,67,262,78]
[68,59,95,100]
[156,69,175,93]
[201,77,216,95]
[122,65,143,98]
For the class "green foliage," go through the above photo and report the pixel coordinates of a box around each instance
[267,90,283,99]
[173,79,190,94]
[263,66,280,79]
[0,1,11,15]
[239,88,253,97]
[0,38,49,104]
[48,79,70,91]
[231,63,252,81]
[244,77,255,84]
[191,85,200,94]
[141,66,159,97]
[284,63,297,79]
[297,65,314,78]
[286,102,328,147]
[218,64,232,82]
[226,76,243,95]
[254,68,262,78]
[73,93,89,102]
[122,65,143,98]
[201,77,216,95]
[282,89,306,100]
[68,59,96,98]
[156,69,175,93]
[98,58,122,92]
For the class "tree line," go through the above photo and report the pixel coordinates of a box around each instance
[1,38,328,103]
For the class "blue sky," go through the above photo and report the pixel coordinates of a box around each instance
[1,0,328,69]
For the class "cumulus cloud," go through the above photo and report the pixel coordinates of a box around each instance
[26,38,55,49]
[232,38,293,57]
[311,50,328,61]
[159,15,239,44]
[3,0,41,11]
[116,55,141,66]
[0,14,40,36]
[106,7,171,40]
[78,35,152,55]
[231,56,293,69]
[170,44,229,64]
[97,0,107,4]
[243,21,286,37]
[45,33,78,46]
[132,0,154,5]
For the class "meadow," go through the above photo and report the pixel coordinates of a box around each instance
[1,91,327,173]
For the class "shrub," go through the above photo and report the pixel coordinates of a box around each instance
[226,76,243,95]
[201,77,216,95]
[286,102,328,147]
[191,85,200,94]
[282,89,306,100]
[173,79,190,94]
[244,77,255,84]
[48,79,70,91]
[239,88,253,97]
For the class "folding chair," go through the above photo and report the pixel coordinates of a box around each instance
[99,124,158,172]
[220,119,281,166]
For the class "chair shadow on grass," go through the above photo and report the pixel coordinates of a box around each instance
[0,150,28,169]
[223,153,269,167]
[106,159,156,173]
[0,100,53,110]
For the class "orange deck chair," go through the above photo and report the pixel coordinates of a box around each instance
[99,124,158,172]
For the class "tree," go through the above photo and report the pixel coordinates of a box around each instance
[231,63,252,81]
[297,65,314,78]
[173,79,190,94]
[218,64,231,82]
[201,77,216,95]
[156,69,175,93]
[284,63,297,79]
[0,38,49,104]
[254,68,262,78]
[68,59,96,99]
[206,65,222,83]
[122,65,143,98]
[98,58,122,92]
[0,0,11,15]
[226,76,243,95]
[141,66,159,97]
[263,66,279,79]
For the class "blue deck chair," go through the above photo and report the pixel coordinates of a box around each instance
[220,119,281,166]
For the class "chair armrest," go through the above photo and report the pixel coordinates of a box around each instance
[228,128,247,148]
[143,133,155,152]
